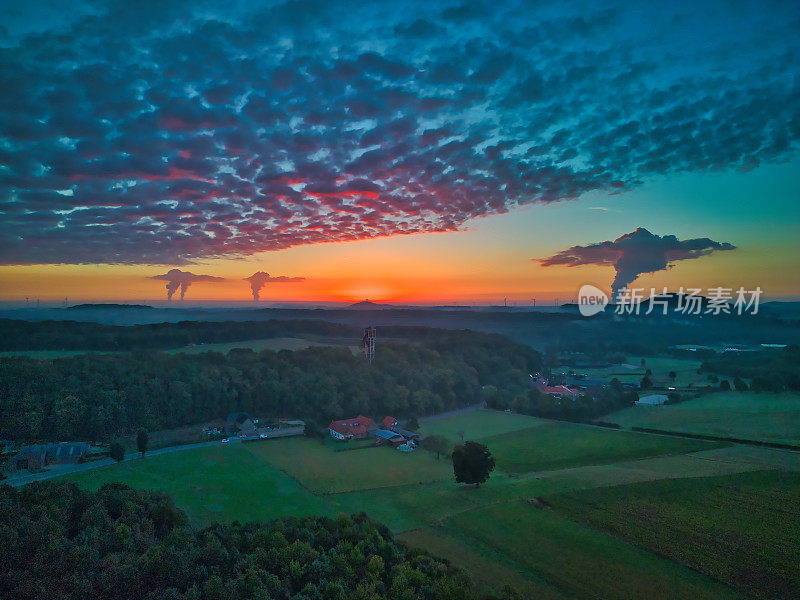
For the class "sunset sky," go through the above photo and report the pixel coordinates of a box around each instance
[1,0,798,304]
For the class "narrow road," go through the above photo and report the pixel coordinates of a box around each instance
[6,408,799,487]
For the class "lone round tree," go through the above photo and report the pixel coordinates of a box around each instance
[452,441,495,487]
[109,442,125,462]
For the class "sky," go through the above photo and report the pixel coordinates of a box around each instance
[0,0,798,304]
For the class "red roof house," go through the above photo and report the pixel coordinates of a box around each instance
[542,384,581,398]
[329,415,376,440]
[531,373,582,398]
[382,416,398,429]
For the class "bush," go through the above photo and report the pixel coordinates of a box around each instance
[109,442,125,462]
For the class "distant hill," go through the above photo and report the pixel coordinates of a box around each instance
[68,303,154,310]
[346,300,390,310]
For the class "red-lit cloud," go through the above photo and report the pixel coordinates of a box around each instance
[0,1,796,265]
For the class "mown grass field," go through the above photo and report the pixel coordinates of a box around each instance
[63,443,332,526]
[609,391,800,445]
[484,421,724,473]
[245,436,452,493]
[546,469,800,599]
[419,409,544,441]
[60,410,799,598]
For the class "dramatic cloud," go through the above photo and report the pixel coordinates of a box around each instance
[0,0,797,264]
[150,268,224,300]
[244,271,305,301]
[538,228,736,298]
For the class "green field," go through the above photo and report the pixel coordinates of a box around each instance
[247,436,452,493]
[484,421,724,473]
[0,349,120,359]
[610,391,800,445]
[0,336,358,359]
[557,356,706,386]
[166,336,359,355]
[419,409,545,441]
[547,470,800,599]
[63,443,331,526]
[60,410,799,598]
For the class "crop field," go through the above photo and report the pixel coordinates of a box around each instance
[609,391,800,445]
[435,501,737,600]
[60,410,800,598]
[419,409,545,441]
[483,421,725,473]
[546,470,800,599]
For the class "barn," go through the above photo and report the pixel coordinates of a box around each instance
[374,429,406,448]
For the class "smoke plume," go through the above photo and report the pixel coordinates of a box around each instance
[537,228,736,299]
[245,271,305,301]
[151,269,225,301]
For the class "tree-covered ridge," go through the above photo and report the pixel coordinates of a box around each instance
[0,318,359,351]
[0,331,540,441]
[700,345,800,392]
[0,481,475,600]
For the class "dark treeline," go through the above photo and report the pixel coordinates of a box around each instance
[0,481,480,600]
[700,345,800,392]
[485,378,638,423]
[0,318,360,351]
[0,331,540,442]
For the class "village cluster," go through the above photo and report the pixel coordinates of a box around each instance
[328,415,419,451]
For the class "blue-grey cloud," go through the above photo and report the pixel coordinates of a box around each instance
[0,0,797,264]
[151,268,224,300]
[245,271,305,301]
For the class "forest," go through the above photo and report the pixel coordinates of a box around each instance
[700,345,800,392]
[485,378,639,423]
[0,481,477,600]
[0,331,541,442]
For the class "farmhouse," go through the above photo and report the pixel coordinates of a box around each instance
[391,426,420,442]
[328,415,376,440]
[9,442,89,472]
[12,444,48,471]
[382,416,398,429]
[531,374,581,398]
